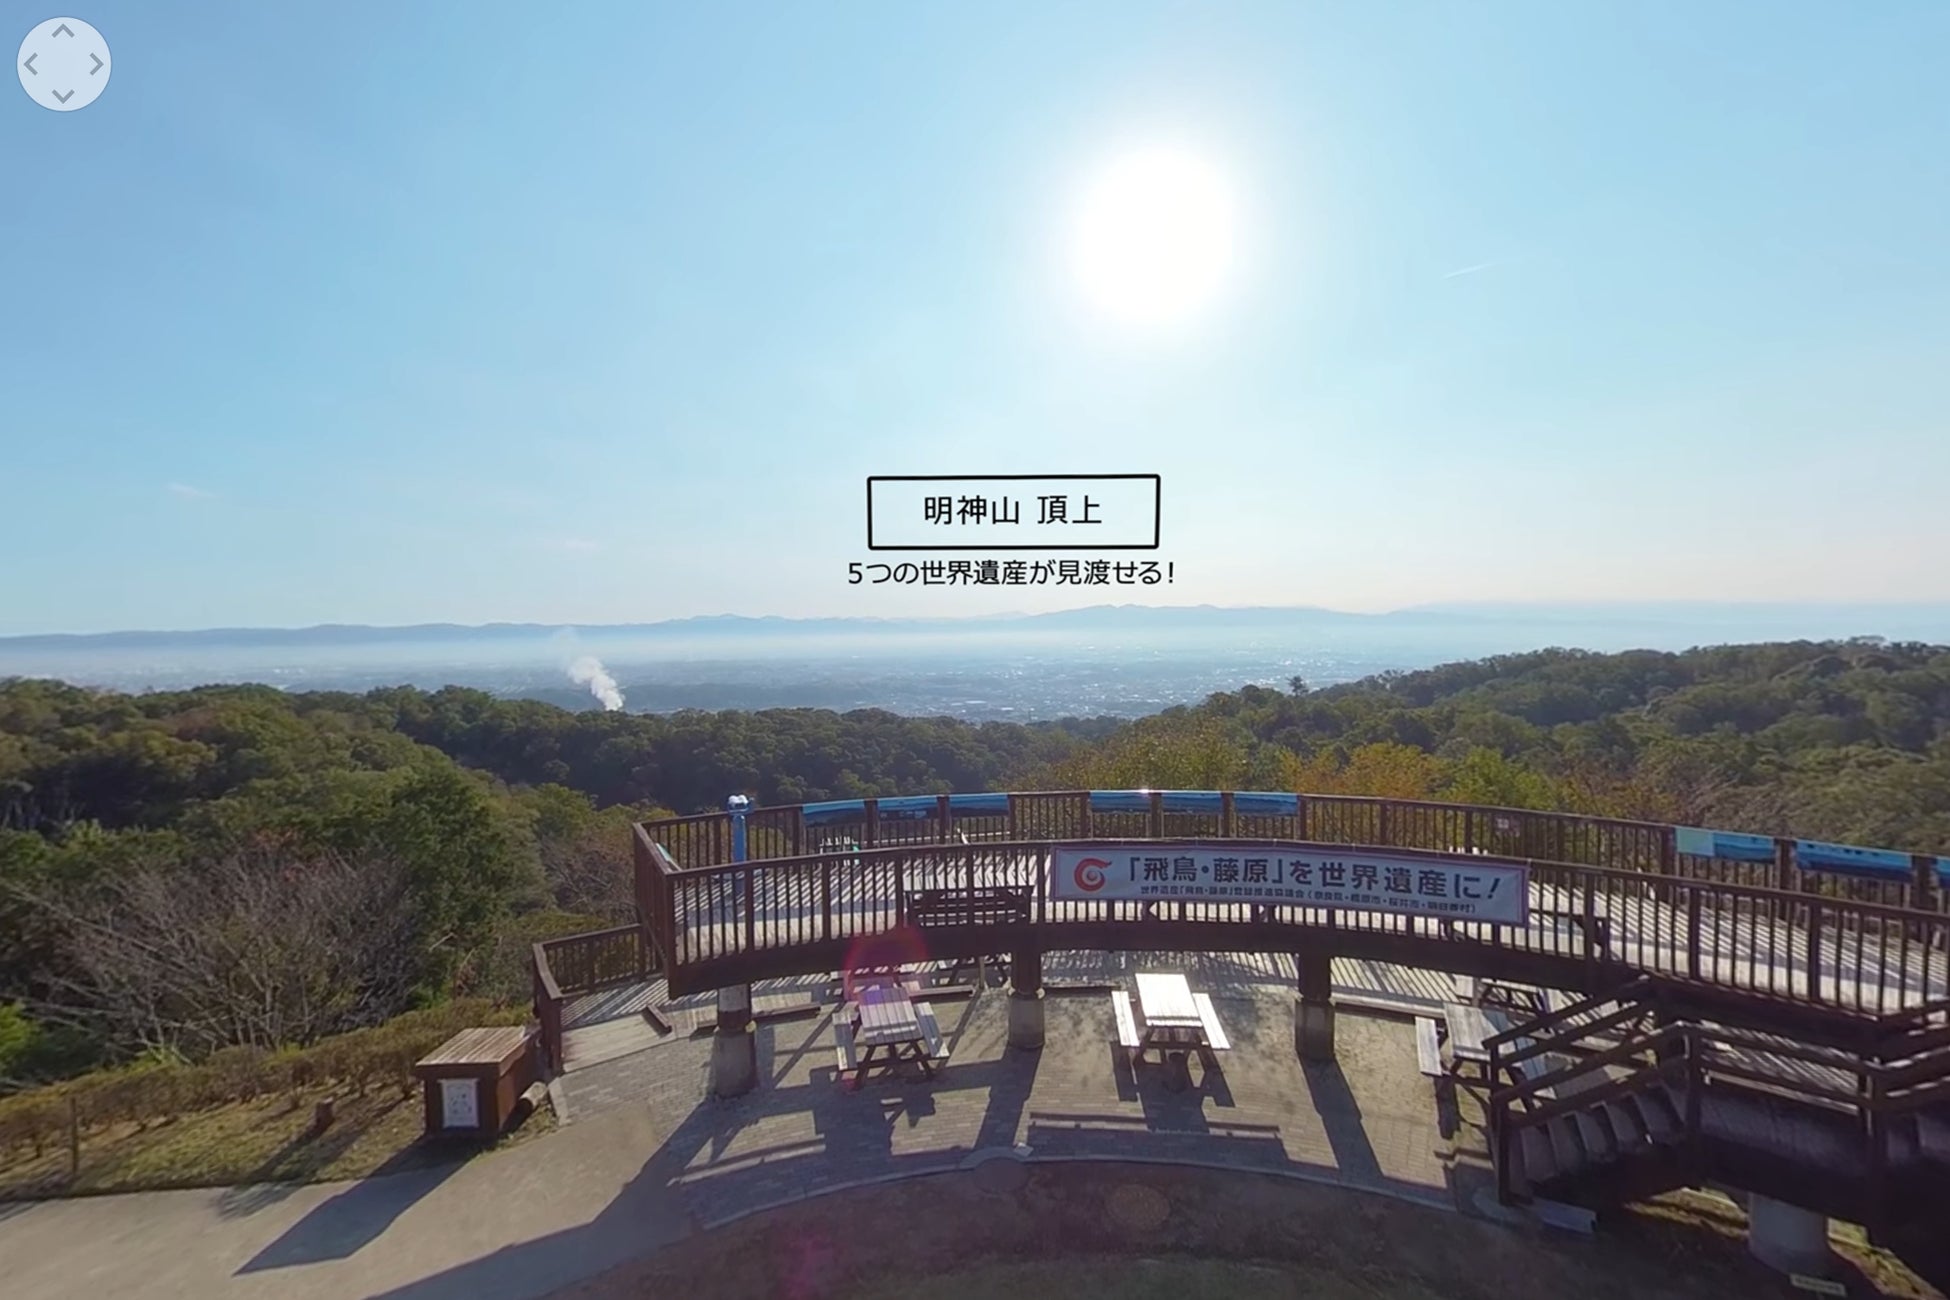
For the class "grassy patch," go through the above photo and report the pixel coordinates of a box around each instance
[1623,1189,1940,1299]
[0,1086,553,1199]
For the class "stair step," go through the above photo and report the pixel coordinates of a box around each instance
[1546,1116,1587,1176]
[1519,1125,1558,1184]
[1503,1126,1533,1200]
[1636,1088,1683,1145]
[1599,1098,1648,1152]
[1571,1109,1616,1163]
[1918,1113,1950,1165]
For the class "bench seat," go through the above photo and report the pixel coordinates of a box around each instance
[1415,1017,1443,1076]
[915,1002,950,1063]
[908,886,1031,929]
[1110,989,1143,1051]
[1192,992,1230,1051]
[834,1019,860,1076]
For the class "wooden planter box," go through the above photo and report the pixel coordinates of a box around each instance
[412,1026,539,1139]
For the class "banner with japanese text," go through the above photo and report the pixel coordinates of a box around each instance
[1049,844,1529,926]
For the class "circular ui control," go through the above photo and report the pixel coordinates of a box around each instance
[18,17,112,112]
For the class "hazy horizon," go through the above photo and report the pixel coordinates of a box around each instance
[7,597,1950,643]
[7,600,1948,722]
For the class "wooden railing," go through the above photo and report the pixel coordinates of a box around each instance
[532,943,565,1073]
[1487,986,1950,1223]
[530,924,656,1071]
[542,925,652,992]
[643,835,1950,1015]
[642,791,1944,913]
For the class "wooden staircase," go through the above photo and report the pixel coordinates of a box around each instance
[1486,981,1950,1240]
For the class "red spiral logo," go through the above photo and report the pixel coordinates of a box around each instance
[1073,857,1110,893]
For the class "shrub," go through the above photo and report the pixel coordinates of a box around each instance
[0,999,533,1163]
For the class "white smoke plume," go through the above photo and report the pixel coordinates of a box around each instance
[568,655,625,712]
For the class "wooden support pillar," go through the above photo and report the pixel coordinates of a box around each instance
[1008,948,1045,1051]
[1294,950,1335,1062]
[711,984,757,1098]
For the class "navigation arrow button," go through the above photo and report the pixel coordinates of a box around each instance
[17,17,112,111]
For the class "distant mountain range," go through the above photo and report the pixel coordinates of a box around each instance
[5,601,1950,651]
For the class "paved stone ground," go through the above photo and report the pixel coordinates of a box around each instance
[565,980,1454,1231]
[0,979,1458,1300]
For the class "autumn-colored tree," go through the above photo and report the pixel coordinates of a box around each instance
[1274,742,1445,799]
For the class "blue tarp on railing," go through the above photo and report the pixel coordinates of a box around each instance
[725,799,1936,886]
[801,799,866,826]
[1794,840,1914,881]
[1084,789,1222,813]
[1674,827,1778,864]
[1233,791,1301,817]
[1675,826,1921,880]
[947,792,1012,815]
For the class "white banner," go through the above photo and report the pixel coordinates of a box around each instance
[1049,844,1529,926]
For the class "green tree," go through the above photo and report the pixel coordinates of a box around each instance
[1442,747,1560,810]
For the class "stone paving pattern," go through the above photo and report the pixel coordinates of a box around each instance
[0,963,1459,1300]
[659,982,1452,1229]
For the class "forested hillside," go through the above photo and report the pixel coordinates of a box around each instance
[3,635,1949,1090]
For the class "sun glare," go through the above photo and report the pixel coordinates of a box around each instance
[1067,144,1238,330]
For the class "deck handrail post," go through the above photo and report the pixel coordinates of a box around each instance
[1807,899,1824,1003]
[1686,885,1702,981]
[727,794,749,865]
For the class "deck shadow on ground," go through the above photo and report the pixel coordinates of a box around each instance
[360,1013,1450,1300]
[358,1063,1021,1300]
[368,1027,1362,1300]
[234,1145,469,1273]
[217,1102,445,1221]
[1302,1060,1385,1186]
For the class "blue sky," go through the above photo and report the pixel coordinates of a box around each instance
[4,1,1947,635]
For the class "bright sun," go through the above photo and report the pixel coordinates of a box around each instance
[1068,144,1238,329]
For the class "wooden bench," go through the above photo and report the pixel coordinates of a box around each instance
[907,887,1031,929]
[834,1019,861,1077]
[1535,908,1612,953]
[1415,1017,1443,1076]
[1480,980,1549,1018]
[1499,1034,1559,1105]
[915,1002,951,1064]
[1110,990,1143,1052]
[1192,993,1231,1052]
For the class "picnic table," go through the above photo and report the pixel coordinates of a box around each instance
[1111,972,1231,1091]
[1443,1001,1500,1068]
[833,980,948,1086]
